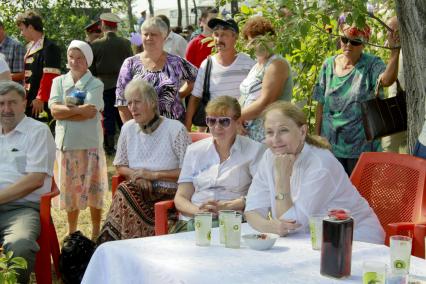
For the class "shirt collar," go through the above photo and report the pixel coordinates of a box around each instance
[0,115,29,135]
[62,70,93,92]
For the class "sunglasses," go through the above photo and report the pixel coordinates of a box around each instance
[205,116,233,128]
[340,36,363,46]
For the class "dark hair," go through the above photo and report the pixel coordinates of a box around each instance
[201,7,218,19]
[241,16,275,40]
[172,26,183,34]
[156,15,170,30]
[16,10,44,32]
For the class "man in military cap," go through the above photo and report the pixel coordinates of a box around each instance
[85,20,102,43]
[91,12,133,155]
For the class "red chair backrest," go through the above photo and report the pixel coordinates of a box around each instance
[189,132,211,143]
[350,152,426,235]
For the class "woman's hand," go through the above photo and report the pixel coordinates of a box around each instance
[198,200,220,216]
[274,154,296,178]
[135,177,153,194]
[130,169,155,182]
[273,219,301,236]
[78,104,97,119]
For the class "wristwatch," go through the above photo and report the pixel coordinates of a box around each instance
[275,193,287,200]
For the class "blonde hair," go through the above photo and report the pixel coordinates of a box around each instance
[263,101,331,149]
[205,96,241,118]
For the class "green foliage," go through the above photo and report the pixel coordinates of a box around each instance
[0,0,129,71]
[0,251,28,284]
[220,0,394,131]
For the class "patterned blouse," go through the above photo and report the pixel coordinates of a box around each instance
[115,53,197,122]
[313,53,386,158]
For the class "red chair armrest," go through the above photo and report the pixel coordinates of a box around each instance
[111,175,125,197]
[155,200,175,236]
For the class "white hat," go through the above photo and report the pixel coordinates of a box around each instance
[67,40,93,67]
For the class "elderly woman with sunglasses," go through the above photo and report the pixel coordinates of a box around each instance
[313,15,400,175]
[239,16,293,142]
[174,96,265,230]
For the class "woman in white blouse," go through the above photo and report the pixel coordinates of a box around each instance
[97,78,191,243]
[245,101,385,244]
[175,96,265,230]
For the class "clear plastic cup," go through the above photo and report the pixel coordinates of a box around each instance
[224,212,242,249]
[194,212,212,246]
[309,214,324,250]
[219,210,236,244]
[390,235,412,275]
[362,261,386,284]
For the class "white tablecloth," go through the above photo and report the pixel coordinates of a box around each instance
[82,224,426,284]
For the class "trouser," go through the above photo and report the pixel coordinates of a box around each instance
[336,157,359,177]
[413,140,426,159]
[0,202,41,284]
[103,88,122,138]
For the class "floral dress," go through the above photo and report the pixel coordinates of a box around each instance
[115,53,197,122]
[313,53,386,158]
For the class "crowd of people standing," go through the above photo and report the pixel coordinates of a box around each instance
[0,6,425,283]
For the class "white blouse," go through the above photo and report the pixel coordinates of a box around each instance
[178,135,266,207]
[114,118,191,188]
[245,143,385,244]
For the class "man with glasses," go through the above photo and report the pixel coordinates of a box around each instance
[184,18,255,131]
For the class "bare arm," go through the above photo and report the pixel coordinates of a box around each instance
[314,103,323,136]
[240,59,289,122]
[174,182,199,217]
[51,103,97,121]
[118,106,133,123]
[245,210,300,236]
[184,95,200,131]
[11,72,25,82]
[179,81,195,99]
[0,173,46,204]
[380,49,400,87]
[0,71,11,81]
[132,168,181,182]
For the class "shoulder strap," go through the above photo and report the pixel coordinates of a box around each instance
[202,56,212,102]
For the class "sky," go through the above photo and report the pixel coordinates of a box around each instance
[134,0,216,13]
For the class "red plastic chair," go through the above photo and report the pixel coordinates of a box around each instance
[387,222,426,258]
[111,175,125,197]
[34,179,61,284]
[154,132,212,236]
[350,152,426,245]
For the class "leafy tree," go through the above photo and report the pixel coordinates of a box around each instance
[0,251,27,284]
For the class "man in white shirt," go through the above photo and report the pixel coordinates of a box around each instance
[184,18,255,130]
[157,14,188,58]
[0,54,11,81]
[0,81,56,283]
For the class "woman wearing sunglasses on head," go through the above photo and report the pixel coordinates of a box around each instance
[245,102,384,244]
[313,14,400,175]
[174,96,265,231]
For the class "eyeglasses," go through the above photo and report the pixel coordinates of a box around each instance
[340,36,363,46]
[205,116,233,128]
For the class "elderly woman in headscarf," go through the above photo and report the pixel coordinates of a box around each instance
[116,16,198,123]
[49,40,107,240]
[313,14,400,175]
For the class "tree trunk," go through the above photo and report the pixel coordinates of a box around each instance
[148,0,154,16]
[184,0,189,27]
[126,0,134,33]
[177,0,182,27]
[395,0,426,152]
[192,0,198,26]
[231,0,238,17]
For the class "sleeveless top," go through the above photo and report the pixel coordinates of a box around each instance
[239,54,293,142]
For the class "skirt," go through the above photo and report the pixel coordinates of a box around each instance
[97,180,177,244]
[54,148,108,212]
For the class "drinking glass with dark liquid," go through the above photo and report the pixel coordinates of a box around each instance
[320,208,354,279]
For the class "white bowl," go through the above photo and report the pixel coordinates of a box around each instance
[242,233,280,250]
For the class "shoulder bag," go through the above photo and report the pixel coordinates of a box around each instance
[361,78,407,141]
[192,56,212,127]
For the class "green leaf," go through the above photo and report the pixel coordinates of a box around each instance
[241,5,251,15]
[10,257,27,269]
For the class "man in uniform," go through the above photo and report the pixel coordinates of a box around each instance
[90,13,133,155]
[85,20,103,44]
[16,10,61,120]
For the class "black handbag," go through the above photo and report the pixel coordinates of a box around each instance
[361,79,407,141]
[192,56,212,127]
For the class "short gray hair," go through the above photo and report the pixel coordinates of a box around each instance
[140,17,169,38]
[0,81,26,98]
[124,78,159,115]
